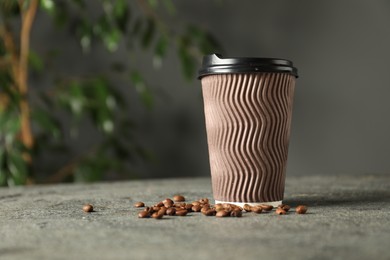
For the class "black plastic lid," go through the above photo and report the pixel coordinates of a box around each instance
[198,53,298,79]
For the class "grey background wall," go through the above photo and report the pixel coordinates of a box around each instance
[33,0,390,178]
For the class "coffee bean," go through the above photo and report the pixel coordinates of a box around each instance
[173,195,185,202]
[203,208,216,216]
[174,202,186,208]
[144,207,153,213]
[215,204,224,212]
[222,204,234,213]
[158,207,167,215]
[200,207,208,215]
[202,203,210,209]
[278,204,291,212]
[243,204,252,212]
[184,203,193,211]
[155,202,164,207]
[296,205,308,214]
[151,212,164,219]
[166,207,176,216]
[260,204,273,211]
[234,205,243,211]
[175,209,188,216]
[192,205,202,212]
[251,206,263,214]
[138,211,150,218]
[163,198,174,208]
[83,204,93,213]
[216,210,229,218]
[198,198,209,204]
[275,208,287,215]
[192,201,201,206]
[152,206,161,212]
[134,202,145,208]
[230,209,242,217]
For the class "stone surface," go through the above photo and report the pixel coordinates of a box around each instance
[0,174,389,260]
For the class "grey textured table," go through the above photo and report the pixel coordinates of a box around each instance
[0,174,389,260]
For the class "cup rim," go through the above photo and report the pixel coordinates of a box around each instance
[198,53,298,79]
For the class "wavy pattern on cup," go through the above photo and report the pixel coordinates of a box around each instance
[201,73,296,203]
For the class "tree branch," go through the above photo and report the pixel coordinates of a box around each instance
[18,0,39,151]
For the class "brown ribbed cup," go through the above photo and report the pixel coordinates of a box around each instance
[201,73,296,204]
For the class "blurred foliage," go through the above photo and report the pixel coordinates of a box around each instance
[0,0,222,186]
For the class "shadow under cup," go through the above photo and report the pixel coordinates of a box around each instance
[198,54,298,207]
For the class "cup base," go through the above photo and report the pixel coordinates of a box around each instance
[214,200,282,208]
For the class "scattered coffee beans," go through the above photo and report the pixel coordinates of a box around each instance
[278,204,291,212]
[173,195,185,202]
[275,208,287,215]
[138,211,149,218]
[216,210,229,218]
[165,207,176,216]
[135,196,309,219]
[175,209,188,216]
[152,212,164,219]
[260,204,273,211]
[174,202,186,208]
[296,205,308,214]
[192,201,200,206]
[134,202,145,208]
[214,204,224,212]
[203,208,216,216]
[152,206,161,212]
[251,206,263,214]
[158,207,167,215]
[243,204,252,212]
[230,209,242,217]
[192,205,202,212]
[184,203,193,211]
[155,202,164,207]
[198,198,209,204]
[163,198,174,208]
[83,204,93,213]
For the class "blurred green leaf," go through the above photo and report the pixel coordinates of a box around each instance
[28,50,44,73]
[0,1,20,16]
[141,18,155,49]
[89,79,115,134]
[130,71,153,109]
[153,35,168,68]
[74,159,103,182]
[78,20,93,53]
[103,28,121,52]
[58,81,85,118]
[113,0,129,33]
[177,39,196,80]
[7,150,27,185]
[162,0,175,14]
[31,108,61,139]
[0,70,16,94]
[131,17,143,36]
[40,0,55,15]
[53,2,69,27]
[0,110,21,146]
